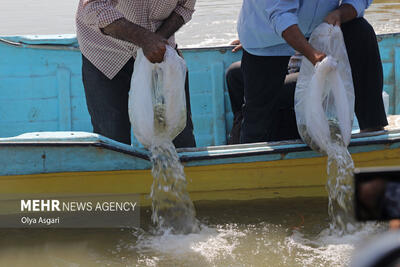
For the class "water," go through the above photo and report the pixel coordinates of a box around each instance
[0,0,399,47]
[0,198,386,267]
[326,142,357,235]
[298,122,357,235]
[150,141,199,234]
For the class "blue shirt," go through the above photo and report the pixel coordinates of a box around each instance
[237,0,373,56]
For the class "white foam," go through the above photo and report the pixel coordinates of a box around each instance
[134,224,245,263]
[131,222,385,266]
[285,223,385,267]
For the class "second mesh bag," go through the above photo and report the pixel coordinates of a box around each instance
[128,46,187,148]
[295,23,355,153]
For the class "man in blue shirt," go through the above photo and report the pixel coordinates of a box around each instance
[237,0,388,143]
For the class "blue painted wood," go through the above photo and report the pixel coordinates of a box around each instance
[395,46,400,115]
[183,48,241,146]
[57,68,72,130]
[377,33,400,115]
[211,62,227,145]
[0,146,151,176]
[4,35,78,46]
[0,33,398,148]
[0,132,150,175]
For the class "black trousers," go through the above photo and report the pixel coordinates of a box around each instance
[239,17,388,144]
[82,55,196,148]
[342,18,388,130]
[226,61,300,143]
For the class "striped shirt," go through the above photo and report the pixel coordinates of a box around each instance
[76,0,196,79]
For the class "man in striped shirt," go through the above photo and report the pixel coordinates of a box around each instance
[76,0,196,147]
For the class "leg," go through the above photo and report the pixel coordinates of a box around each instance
[82,55,133,145]
[226,61,244,114]
[240,50,290,143]
[271,72,301,141]
[172,71,196,148]
[226,61,244,144]
[341,17,388,130]
[227,59,299,143]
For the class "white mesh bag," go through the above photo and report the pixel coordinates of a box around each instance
[295,23,355,153]
[128,46,187,148]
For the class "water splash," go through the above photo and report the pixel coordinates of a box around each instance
[285,223,383,267]
[324,130,357,235]
[149,139,199,234]
[299,120,357,234]
[134,224,243,262]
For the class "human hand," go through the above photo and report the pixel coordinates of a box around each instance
[142,33,169,63]
[390,219,400,230]
[230,39,243,53]
[324,9,341,26]
[308,49,327,66]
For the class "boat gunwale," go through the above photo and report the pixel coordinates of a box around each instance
[0,129,399,163]
[180,130,400,162]
[0,141,150,161]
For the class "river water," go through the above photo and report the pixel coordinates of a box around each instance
[0,199,386,267]
[1,0,399,47]
[0,1,398,267]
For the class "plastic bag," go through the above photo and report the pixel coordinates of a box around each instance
[128,46,187,148]
[295,23,355,153]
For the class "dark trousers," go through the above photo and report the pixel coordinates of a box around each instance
[82,55,196,148]
[226,61,244,115]
[239,17,388,144]
[342,18,388,130]
[226,61,300,143]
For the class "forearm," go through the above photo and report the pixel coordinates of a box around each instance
[101,18,156,48]
[156,12,185,39]
[338,4,358,23]
[282,24,321,65]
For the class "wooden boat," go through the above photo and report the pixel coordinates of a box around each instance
[0,33,399,206]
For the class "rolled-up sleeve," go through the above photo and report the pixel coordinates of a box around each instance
[265,0,299,37]
[341,0,373,17]
[81,0,124,29]
[174,0,196,23]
